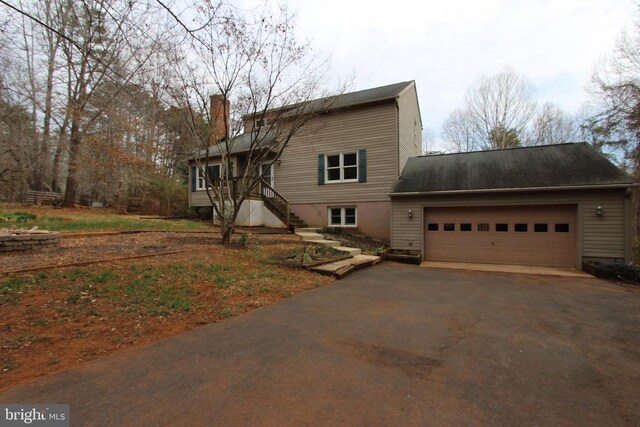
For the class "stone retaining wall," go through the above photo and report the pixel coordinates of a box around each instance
[0,232,61,253]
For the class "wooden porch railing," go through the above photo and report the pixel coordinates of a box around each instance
[259,179,290,226]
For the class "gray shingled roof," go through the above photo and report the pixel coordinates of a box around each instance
[305,81,413,111]
[194,131,275,158]
[253,81,414,119]
[391,143,634,195]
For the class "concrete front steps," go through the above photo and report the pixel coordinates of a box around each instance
[294,228,362,256]
[294,227,382,278]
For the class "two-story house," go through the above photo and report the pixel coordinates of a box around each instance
[188,81,423,242]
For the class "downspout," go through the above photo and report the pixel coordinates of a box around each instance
[392,97,400,248]
[396,98,400,177]
[625,187,634,262]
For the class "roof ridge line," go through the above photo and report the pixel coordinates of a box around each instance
[419,142,581,158]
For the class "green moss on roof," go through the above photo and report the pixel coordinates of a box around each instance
[392,143,634,194]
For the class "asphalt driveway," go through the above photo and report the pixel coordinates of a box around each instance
[1,263,639,426]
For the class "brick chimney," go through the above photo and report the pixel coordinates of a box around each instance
[210,94,230,146]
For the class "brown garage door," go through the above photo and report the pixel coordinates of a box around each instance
[424,205,577,267]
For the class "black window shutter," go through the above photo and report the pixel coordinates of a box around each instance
[358,149,367,183]
[317,154,325,185]
[191,166,197,191]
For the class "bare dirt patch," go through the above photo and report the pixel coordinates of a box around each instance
[0,232,333,392]
[0,232,218,273]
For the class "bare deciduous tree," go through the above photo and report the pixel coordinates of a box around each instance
[168,2,341,244]
[526,102,580,146]
[586,9,640,251]
[59,0,169,207]
[441,68,537,151]
[441,108,481,152]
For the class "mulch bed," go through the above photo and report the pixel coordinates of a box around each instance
[320,231,387,255]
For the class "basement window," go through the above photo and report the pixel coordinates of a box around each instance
[328,207,357,227]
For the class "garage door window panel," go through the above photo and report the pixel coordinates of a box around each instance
[555,223,569,232]
[444,223,455,231]
[427,223,439,231]
[460,223,472,231]
[515,224,528,232]
[534,223,548,232]
[496,223,509,232]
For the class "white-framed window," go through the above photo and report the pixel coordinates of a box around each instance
[326,152,358,183]
[196,164,221,190]
[328,207,357,227]
[254,118,269,129]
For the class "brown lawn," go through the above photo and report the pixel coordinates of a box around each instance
[0,229,334,392]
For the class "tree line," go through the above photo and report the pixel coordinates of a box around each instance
[0,0,328,214]
[0,0,193,207]
[0,0,336,242]
[440,35,640,180]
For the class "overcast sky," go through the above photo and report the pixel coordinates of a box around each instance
[277,0,637,151]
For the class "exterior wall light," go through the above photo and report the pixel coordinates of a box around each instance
[277,159,282,166]
[596,205,604,216]
[408,209,413,219]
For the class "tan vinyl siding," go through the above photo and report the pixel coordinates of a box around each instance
[190,189,212,207]
[397,83,422,174]
[582,196,626,257]
[391,197,424,250]
[276,102,398,204]
[391,189,630,264]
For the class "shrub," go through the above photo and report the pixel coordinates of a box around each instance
[195,206,213,220]
[0,212,37,223]
[319,226,344,235]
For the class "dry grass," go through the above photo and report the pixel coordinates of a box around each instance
[0,213,334,392]
[0,204,215,233]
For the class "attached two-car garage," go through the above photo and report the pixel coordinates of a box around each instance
[390,144,634,270]
[423,205,576,268]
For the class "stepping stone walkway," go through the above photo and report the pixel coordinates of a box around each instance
[294,228,381,278]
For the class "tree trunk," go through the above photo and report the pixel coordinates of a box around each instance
[63,112,81,207]
[51,135,64,193]
[221,223,234,244]
[41,35,57,192]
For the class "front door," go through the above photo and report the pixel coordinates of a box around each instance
[261,163,274,187]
